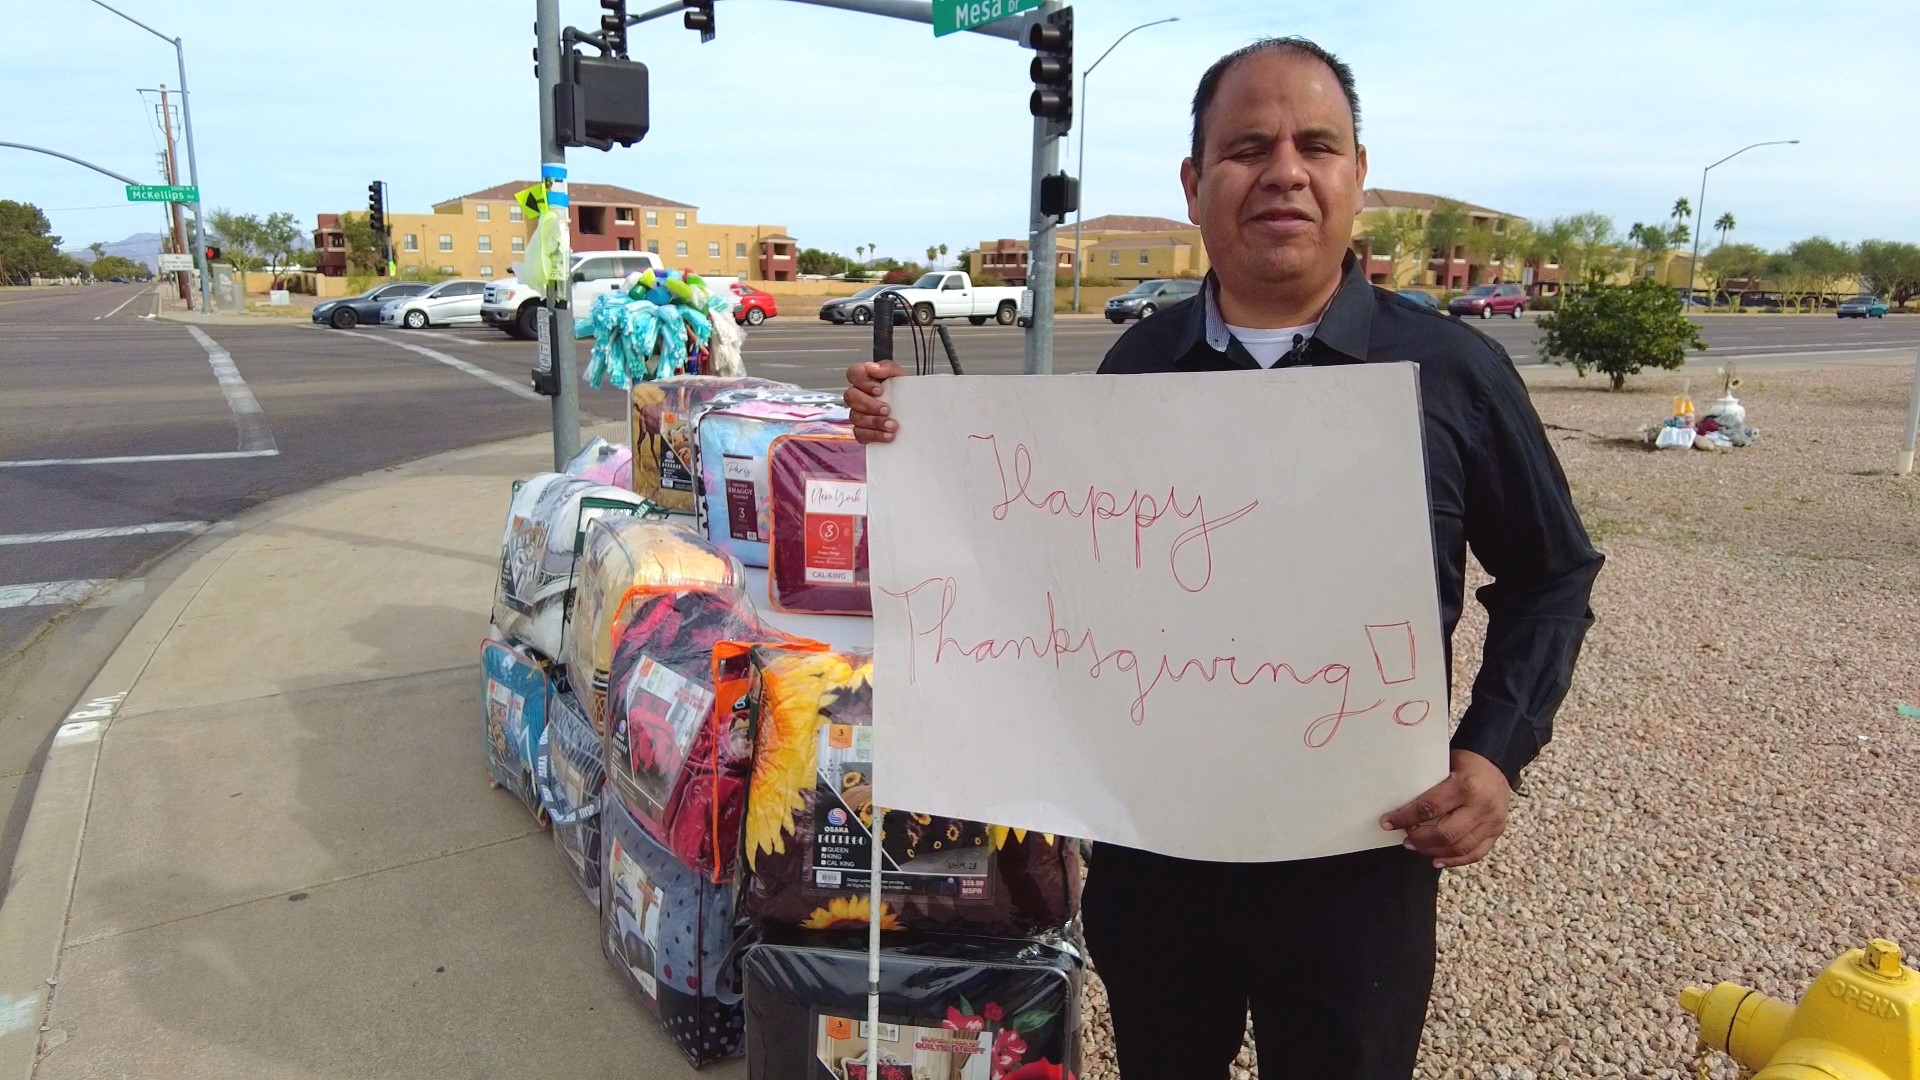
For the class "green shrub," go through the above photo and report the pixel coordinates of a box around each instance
[1538,276,1707,390]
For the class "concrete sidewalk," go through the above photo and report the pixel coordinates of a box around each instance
[0,427,744,1079]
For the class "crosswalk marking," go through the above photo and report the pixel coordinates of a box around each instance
[0,521,208,546]
[0,580,109,609]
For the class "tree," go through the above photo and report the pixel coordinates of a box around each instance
[1670,197,1692,242]
[0,200,67,283]
[337,211,386,275]
[1538,276,1707,390]
[1786,236,1855,311]
[854,244,866,262]
[1857,239,1920,309]
[937,243,949,268]
[1485,218,1532,284]
[925,245,938,266]
[208,209,267,280]
[1422,200,1469,287]
[88,242,106,261]
[953,247,977,275]
[90,254,146,280]
[1702,242,1767,307]
[1366,209,1430,287]
[1713,212,1736,247]
[255,212,304,283]
[1764,250,1814,312]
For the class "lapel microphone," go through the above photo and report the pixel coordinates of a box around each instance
[1279,332,1309,367]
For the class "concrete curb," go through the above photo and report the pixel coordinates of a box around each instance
[0,424,607,1080]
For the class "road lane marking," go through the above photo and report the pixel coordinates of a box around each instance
[0,521,208,546]
[336,330,544,401]
[742,348,863,354]
[185,325,278,453]
[0,449,278,468]
[94,285,154,321]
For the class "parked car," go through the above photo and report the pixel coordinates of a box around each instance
[1449,283,1527,319]
[818,285,909,326]
[1837,296,1889,319]
[481,251,667,339]
[1394,288,1440,311]
[312,282,430,329]
[1106,279,1202,323]
[380,279,487,329]
[886,272,1027,326]
[730,283,777,325]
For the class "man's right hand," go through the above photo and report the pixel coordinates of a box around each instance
[844,360,907,444]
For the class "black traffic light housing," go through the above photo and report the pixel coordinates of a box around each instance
[1040,172,1079,220]
[555,52,651,150]
[1028,6,1073,131]
[682,0,715,43]
[367,181,385,233]
[599,0,628,56]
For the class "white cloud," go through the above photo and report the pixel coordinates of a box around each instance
[5,0,1913,257]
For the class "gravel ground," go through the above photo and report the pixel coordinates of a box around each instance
[1075,363,1920,1080]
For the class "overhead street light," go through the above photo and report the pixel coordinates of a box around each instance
[86,0,214,315]
[1687,139,1798,309]
[1071,16,1178,312]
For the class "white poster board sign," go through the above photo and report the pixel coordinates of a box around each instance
[868,366,1449,863]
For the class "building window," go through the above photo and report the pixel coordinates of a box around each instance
[708,242,721,258]
[616,209,634,224]
[674,212,687,228]
[675,241,688,257]
[438,235,452,252]
[735,243,747,258]
[1139,251,1151,265]
[1109,251,1118,266]
[511,235,524,253]
[477,235,492,253]
[404,234,419,252]
[647,240,659,254]
[617,238,633,251]
[645,210,657,227]
[480,265,493,277]
[508,205,523,222]
[475,204,490,222]
[440,265,454,274]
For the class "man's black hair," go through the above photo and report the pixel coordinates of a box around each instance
[1189,36,1360,165]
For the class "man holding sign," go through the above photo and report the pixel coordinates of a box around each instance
[846,37,1600,1080]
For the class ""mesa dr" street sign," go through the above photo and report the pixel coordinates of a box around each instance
[931,0,1041,37]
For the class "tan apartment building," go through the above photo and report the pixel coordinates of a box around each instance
[968,214,1195,285]
[315,181,798,282]
[1351,189,1560,295]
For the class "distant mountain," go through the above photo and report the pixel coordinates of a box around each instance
[65,232,166,271]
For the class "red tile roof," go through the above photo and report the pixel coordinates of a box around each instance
[444,181,696,209]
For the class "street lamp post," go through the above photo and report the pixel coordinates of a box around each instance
[88,0,213,316]
[1072,16,1179,313]
[1687,139,1797,309]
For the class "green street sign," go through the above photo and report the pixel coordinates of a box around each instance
[125,184,199,204]
[932,0,1041,37]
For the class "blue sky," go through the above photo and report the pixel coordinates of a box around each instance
[5,1,1916,260]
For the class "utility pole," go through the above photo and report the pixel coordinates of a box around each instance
[536,0,581,468]
[158,85,189,307]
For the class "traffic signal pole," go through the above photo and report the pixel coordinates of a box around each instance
[536,0,582,468]
[1025,101,1060,376]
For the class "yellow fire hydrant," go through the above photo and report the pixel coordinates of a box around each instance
[1680,939,1920,1079]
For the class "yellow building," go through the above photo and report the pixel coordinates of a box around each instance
[968,214,1196,284]
[315,181,799,282]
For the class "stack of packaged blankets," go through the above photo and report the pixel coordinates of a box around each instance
[480,373,1082,1074]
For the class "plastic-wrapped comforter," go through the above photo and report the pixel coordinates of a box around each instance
[494,472,650,661]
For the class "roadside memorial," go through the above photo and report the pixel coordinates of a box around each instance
[1645,367,1760,451]
[583,268,748,387]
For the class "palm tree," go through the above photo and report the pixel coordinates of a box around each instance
[926,245,938,266]
[855,245,865,262]
[937,243,949,269]
[1714,212,1736,247]
[1671,197,1691,225]
[88,242,106,261]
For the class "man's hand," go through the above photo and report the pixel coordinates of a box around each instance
[1381,749,1511,870]
[844,360,907,445]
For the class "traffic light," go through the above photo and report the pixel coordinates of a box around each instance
[1040,172,1079,220]
[1028,6,1073,129]
[600,0,627,57]
[682,0,715,43]
[204,245,221,262]
[368,181,385,234]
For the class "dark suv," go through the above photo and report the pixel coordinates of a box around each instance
[1106,279,1201,323]
[1448,283,1528,320]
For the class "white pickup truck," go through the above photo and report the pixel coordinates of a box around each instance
[886,271,1028,327]
[481,250,666,339]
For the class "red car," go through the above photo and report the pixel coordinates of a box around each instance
[731,283,777,326]
[1448,283,1528,319]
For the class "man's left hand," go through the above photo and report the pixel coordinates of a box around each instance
[1381,750,1511,870]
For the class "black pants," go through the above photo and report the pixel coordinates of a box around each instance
[1083,842,1440,1080]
